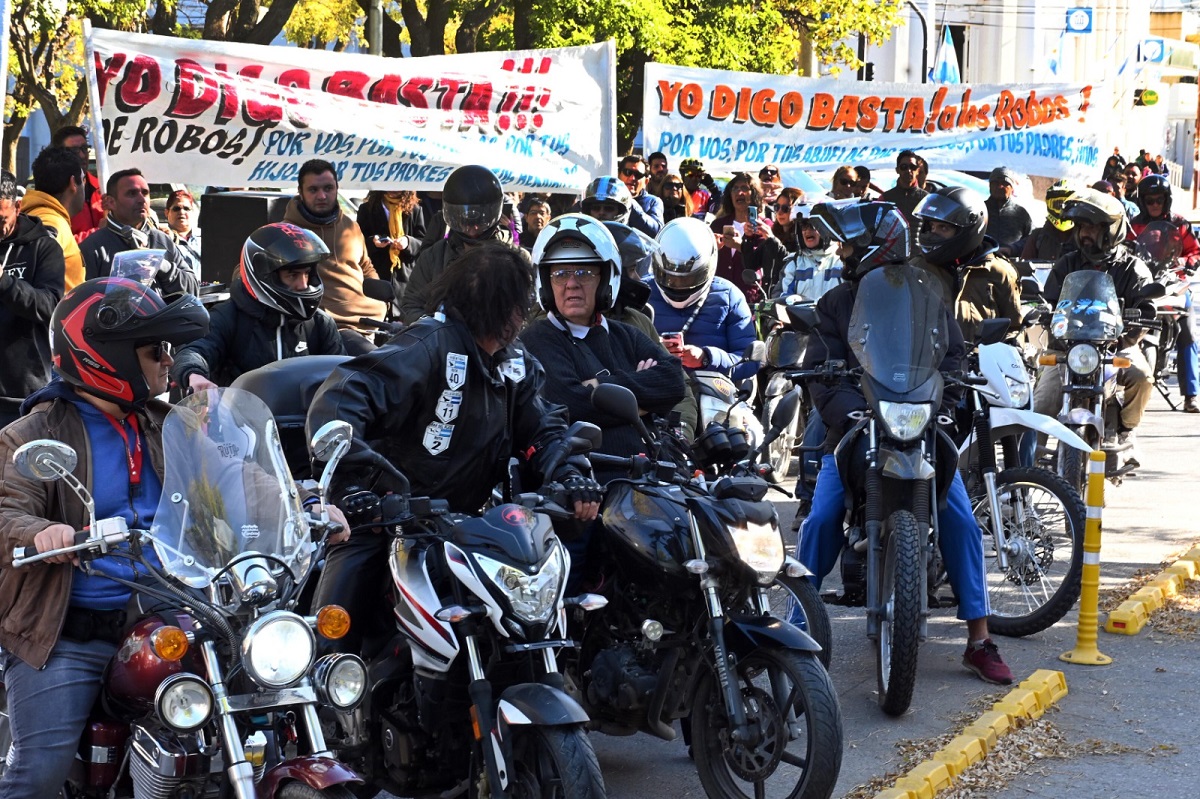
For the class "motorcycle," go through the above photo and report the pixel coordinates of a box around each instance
[751,295,820,477]
[0,387,364,797]
[691,342,768,459]
[563,382,843,799]
[1133,219,1191,409]
[316,427,607,799]
[955,318,1089,637]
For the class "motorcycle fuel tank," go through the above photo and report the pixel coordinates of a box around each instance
[600,482,694,584]
[105,616,202,716]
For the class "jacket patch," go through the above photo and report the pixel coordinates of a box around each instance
[435,390,463,423]
[423,421,454,455]
[446,352,468,390]
[498,355,526,383]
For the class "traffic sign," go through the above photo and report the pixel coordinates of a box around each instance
[1066,8,1093,34]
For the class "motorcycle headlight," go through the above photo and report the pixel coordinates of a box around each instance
[730,520,785,584]
[313,654,367,710]
[475,545,565,625]
[241,611,315,688]
[155,674,214,732]
[1004,375,1031,408]
[878,401,933,442]
[1066,344,1100,375]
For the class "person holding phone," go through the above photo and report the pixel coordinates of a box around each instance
[708,172,772,300]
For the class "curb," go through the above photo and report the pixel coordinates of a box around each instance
[870,669,1069,799]
[1105,546,1200,635]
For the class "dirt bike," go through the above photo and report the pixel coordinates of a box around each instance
[561,382,843,799]
[0,387,364,798]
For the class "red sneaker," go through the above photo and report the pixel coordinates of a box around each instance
[963,639,1013,685]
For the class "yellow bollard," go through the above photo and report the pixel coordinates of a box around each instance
[1060,449,1112,665]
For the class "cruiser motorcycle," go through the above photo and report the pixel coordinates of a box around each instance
[0,387,364,798]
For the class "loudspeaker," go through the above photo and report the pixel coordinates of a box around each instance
[199,191,293,285]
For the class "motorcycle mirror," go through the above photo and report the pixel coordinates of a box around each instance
[743,340,768,364]
[565,421,603,453]
[592,383,655,449]
[785,303,819,331]
[1135,281,1167,301]
[362,277,395,303]
[310,421,354,463]
[769,390,801,433]
[1019,276,1042,299]
[741,268,760,286]
[13,440,78,481]
[976,318,1011,346]
[737,378,756,403]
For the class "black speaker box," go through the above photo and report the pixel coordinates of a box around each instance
[199,191,293,285]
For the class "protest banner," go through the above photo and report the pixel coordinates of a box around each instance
[85,27,616,191]
[643,63,1107,180]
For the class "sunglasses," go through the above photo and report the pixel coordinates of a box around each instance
[1145,196,1165,205]
[145,341,173,361]
[549,267,601,284]
[897,163,919,172]
[664,182,684,190]
[775,203,792,212]
[169,205,193,213]
[621,168,646,179]
[837,179,856,187]
[760,168,779,178]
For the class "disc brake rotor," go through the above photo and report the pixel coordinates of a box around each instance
[722,686,786,781]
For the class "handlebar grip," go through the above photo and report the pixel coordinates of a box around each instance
[13,544,40,561]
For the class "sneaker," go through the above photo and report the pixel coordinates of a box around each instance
[962,639,1013,685]
[1185,396,1200,414]
[1117,430,1140,470]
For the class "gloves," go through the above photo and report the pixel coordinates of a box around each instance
[339,486,381,523]
[561,473,602,506]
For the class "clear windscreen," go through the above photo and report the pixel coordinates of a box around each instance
[1050,270,1124,341]
[849,264,949,392]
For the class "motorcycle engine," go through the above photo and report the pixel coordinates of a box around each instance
[586,647,657,712]
[128,723,211,798]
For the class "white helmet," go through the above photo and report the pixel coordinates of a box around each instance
[531,213,623,313]
[654,217,717,309]
[581,177,633,224]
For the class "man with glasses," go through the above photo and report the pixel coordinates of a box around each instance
[679,158,721,218]
[879,150,929,226]
[984,166,1032,258]
[51,126,104,243]
[618,154,664,237]
[162,189,201,279]
[759,164,783,207]
[1129,175,1200,413]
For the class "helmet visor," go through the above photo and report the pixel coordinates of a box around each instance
[444,200,502,235]
[912,193,964,226]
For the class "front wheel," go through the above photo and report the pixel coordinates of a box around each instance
[692,648,843,799]
[764,395,802,477]
[507,726,605,799]
[1057,425,1090,497]
[876,510,922,717]
[974,467,1086,637]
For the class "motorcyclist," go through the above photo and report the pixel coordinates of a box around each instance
[772,201,843,300]
[400,165,515,324]
[0,278,210,797]
[1035,188,1155,463]
[580,177,635,225]
[647,217,758,379]
[1127,174,1200,413]
[307,242,602,654]
[1021,179,1078,262]
[796,200,1014,685]
[171,223,347,392]
[913,186,1023,345]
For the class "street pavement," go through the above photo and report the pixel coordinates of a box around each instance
[592,386,1200,798]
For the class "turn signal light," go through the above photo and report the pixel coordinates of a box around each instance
[1038,354,1059,366]
[316,605,352,640]
[1111,357,1131,368]
[151,626,189,662]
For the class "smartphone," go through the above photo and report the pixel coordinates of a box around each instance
[374,235,394,246]
[747,206,759,229]
[662,331,683,348]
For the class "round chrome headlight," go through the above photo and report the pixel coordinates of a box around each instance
[155,673,214,732]
[241,611,315,688]
[730,520,785,584]
[1066,344,1101,375]
[313,654,367,710]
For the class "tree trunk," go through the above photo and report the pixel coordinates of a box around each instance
[2,109,31,175]
[454,0,502,54]
[400,0,450,57]
[512,0,534,51]
[150,0,177,36]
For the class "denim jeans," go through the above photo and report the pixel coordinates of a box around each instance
[792,413,826,502]
[1,637,118,799]
[797,454,990,621]
[1177,315,1198,398]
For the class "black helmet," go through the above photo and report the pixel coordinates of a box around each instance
[1063,188,1130,264]
[51,277,209,409]
[808,200,910,279]
[1137,174,1171,216]
[240,223,328,320]
[443,165,504,237]
[913,187,987,267]
[531,213,623,314]
[602,221,660,280]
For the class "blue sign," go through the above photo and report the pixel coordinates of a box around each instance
[1065,7,1093,34]
[1139,38,1165,63]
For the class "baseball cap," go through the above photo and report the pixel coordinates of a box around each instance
[989,167,1017,186]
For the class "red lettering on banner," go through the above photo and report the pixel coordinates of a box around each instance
[165,60,217,119]
[401,77,433,109]
[238,65,282,124]
[368,75,403,104]
[94,53,127,106]
[214,64,239,124]
[806,93,835,131]
[858,96,880,130]
[709,85,735,121]
[324,71,370,100]
[830,96,859,132]
[879,96,906,131]
[114,55,161,113]
[278,69,311,91]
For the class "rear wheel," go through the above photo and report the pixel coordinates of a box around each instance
[764,395,802,477]
[974,467,1086,637]
[876,510,922,717]
[757,575,832,669]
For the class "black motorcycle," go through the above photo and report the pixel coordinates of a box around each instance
[752,296,820,477]
[563,383,843,799]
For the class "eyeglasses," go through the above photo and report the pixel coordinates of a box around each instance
[66,144,89,154]
[169,205,193,213]
[760,168,779,178]
[837,179,856,188]
[775,203,792,213]
[621,168,646,179]
[1145,196,1166,205]
[665,182,684,190]
[549,268,601,285]
[145,341,173,361]
[897,163,919,172]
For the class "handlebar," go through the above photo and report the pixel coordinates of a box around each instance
[13,520,133,568]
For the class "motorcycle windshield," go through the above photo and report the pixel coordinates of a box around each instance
[110,249,168,287]
[1133,220,1183,276]
[1050,270,1124,342]
[149,388,312,588]
[848,265,949,393]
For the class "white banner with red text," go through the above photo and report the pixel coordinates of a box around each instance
[643,63,1107,180]
[85,28,616,192]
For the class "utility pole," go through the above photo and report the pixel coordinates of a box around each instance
[906,0,930,83]
[368,0,383,56]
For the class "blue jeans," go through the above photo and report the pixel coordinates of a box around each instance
[797,454,990,621]
[793,413,826,502]
[1177,315,1198,398]
[1,637,118,799]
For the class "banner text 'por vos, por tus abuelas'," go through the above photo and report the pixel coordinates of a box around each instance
[94,53,560,134]
[655,83,1094,134]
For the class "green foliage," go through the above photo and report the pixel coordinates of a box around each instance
[285,0,364,49]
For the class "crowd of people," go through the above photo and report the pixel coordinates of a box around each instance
[3,127,1199,794]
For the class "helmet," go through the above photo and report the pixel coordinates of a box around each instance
[1137,174,1171,217]
[808,200,910,279]
[531,213,622,314]
[1062,188,1130,264]
[653,217,718,308]
[581,177,633,224]
[51,277,209,409]
[240,223,328,320]
[678,158,704,175]
[443,165,504,237]
[602,221,660,280]
[913,187,987,266]
[1045,180,1076,232]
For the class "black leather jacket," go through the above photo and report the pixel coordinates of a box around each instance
[306,315,574,511]
[1043,246,1153,308]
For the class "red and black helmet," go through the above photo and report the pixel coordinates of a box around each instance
[51,277,209,408]
[239,223,328,320]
